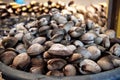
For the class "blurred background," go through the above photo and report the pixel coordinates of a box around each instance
[3,0,107,6]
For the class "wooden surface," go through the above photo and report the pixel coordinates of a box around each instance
[116,1,120,37]
[107,0,120,37]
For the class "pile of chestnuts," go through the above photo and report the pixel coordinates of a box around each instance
[0,0,107,36]
[0,0,120,77]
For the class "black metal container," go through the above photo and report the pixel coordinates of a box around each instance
[1,61,120,80]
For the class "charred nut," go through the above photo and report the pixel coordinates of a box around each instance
[63,21,74,33]
[86,19,95,30]
[91,24,101,34]
[63,64,76,76]
[9,28,17,36]
[31,57,45,67]
[44,41,54,48]
[48,44,73,57]
[66,45,76,53]
[75,47,91,59]
[15,43,26,54]
[56,15,67,24]
[22,33,35,48]
[64,34,71,41]
[73,40,84,47]
[111,56,120,67]
[52,29,65,41]
[99,34,108,39]
[50,20,58,29]
[29,28,38,35]
[0,51,16,65]
[79,59,101,74]
[97,56,114,70]
[46,70,64,77]
[97,45,106,52]
[87,46,101,60]
[2,37,18,48]
[43,51,52,59]
[110,43,120,57]
[69,53,83,62]
[47,58,67,70]
[15,23,27,33]
[27,43,45,56]
[47,30,53,39]
[69,27,85,38]
[102,37,110,48]
[25,20,39,29]
[30,66,44,74]
[32,37,46,44]
[12,53,30,68]
[39,26,50,35]
[70,15,79,25]
[39,18,48,26]
[14,33,24,41]
[105,30,116,39]
[51,34,64,43]
[81,32,97,44]
[39,26,50,33]
[60,40,71,46]
[52,28,65,36]
[94,36,103,45]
